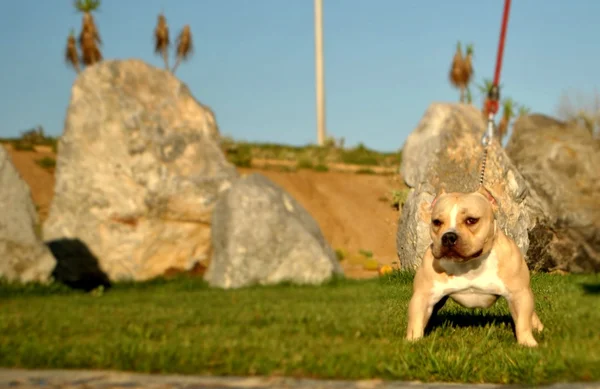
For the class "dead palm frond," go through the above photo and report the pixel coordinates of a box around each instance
[79,12,101,45]
[154,13,170,70]
[65,29,81,73]
[80,28,102,66]
[172,24,193,74]
[449,41,466,103]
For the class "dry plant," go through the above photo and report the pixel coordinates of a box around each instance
[80,27,102,66]
[75,0,102,66]
[172,25,193,74]
[154,13,170,70]
[555,89,600,138]
[65,29,80,73]
[449,42,465,101]
[449,41,474,103]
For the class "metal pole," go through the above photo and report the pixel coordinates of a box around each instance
[314,0,326,146]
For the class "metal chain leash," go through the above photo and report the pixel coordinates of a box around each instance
[479,85,500,186]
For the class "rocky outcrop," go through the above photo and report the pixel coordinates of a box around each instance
[205,173,343,289]
[396,103,548,270]
[43,59,238,282]
[506,114,600,272]
[0,146,56,283]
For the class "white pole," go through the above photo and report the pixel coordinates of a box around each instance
[314,0,326,146]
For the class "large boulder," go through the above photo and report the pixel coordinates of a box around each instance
[205,173,343,289]
[0,146,56,283]
[396,103,549,269]
[43,59,238,282]
[506,114,600,272]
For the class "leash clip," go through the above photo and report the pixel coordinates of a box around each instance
[481,115,495,147]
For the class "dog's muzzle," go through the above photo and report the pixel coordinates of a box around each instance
[441,231,458,247]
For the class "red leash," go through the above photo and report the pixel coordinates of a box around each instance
[486,0,512,117]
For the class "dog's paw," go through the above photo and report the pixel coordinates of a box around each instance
[518,336,538,348]
[405,330,423,342]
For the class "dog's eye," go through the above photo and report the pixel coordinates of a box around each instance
[432,219,442,227]
[465,217,479,225]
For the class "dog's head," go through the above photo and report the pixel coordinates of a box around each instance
[429,186,498,261]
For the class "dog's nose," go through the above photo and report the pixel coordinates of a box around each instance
[442,232,458,247]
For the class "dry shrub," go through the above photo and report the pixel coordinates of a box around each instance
[555,89,600,138]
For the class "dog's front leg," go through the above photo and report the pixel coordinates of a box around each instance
[507,288,538,347]
[406,290,438,341]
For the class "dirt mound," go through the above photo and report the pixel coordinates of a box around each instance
[3,145,55,221]
[3,144,402,279]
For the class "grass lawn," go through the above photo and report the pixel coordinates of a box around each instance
[1,271,599,385]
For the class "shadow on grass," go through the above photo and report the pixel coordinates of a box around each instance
[47,238,111,292]
[581,283,600,295]
[425,311,514,335]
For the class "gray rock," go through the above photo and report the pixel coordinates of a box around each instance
[43,59,238,282]
[396,103,547,269]
[506,114,600,272]
[1,368,600,389]
[0,146,56,283]
[205,173,343,289]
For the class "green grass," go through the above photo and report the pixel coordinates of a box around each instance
[1,272,599,384]
[220,137,401,168]
[1,135,59,153]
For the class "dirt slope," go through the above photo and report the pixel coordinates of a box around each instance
[3,144,402,279]
[4,146,56,221]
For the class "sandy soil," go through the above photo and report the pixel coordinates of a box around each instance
[3,144,403,279]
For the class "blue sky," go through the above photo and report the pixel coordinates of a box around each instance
[1,0,598,152]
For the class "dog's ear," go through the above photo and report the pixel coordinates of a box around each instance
[477,185,498,209]
[431,185,447,209]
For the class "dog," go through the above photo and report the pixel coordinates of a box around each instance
[405,186,544,347]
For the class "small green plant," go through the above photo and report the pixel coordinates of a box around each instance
[90,285,105,297]
[340,143,380,166]
[35,157,56,170]
[390,188,410,210]
[362,258,379,271]
[225,144,252,168]
[48,138,59,154]
[275,165,297,173]
[313,163,329,172]
[355,168,376,175]
[335,248,346,262]
[296,158,314,170]
[358,249,373,258]
[323,137,336,149]
[517,105,531,117]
